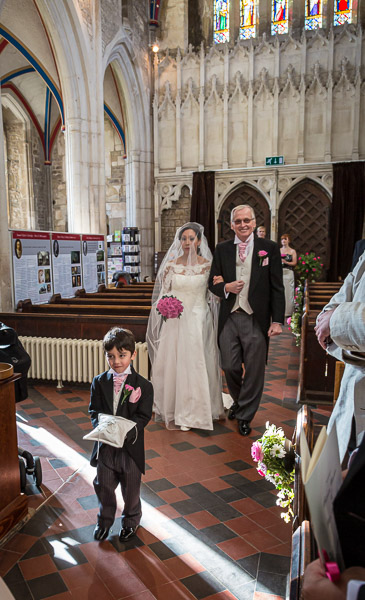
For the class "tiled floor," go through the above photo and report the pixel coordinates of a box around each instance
[0,330,323,600]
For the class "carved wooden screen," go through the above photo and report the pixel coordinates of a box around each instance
[278,179,331,272]
[217,184,271,242]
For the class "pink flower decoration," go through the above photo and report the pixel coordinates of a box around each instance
[302,261,305,265]
[258,250,268,257]
[257,462,267,477]
[312,268,316,271]
[313,257,316,261]
[129,386,141,403]
[287,317,292,325]
[125,384,133,392]
[305,252,309,255]
[306,269,308,272]
[251,441,263,462]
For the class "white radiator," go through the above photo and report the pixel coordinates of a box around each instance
[19,337,149,387]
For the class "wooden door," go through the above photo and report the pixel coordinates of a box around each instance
[217,184,270,242]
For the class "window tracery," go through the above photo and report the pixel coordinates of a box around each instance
[305,0,323,30]
[333,0,352,26]
[213,0,230,43]
[240,0,257,40]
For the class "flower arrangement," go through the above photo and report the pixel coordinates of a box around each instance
[251,422,295,523]
[295,252,323,284]
[156,295,184,321]
[287,284,304,346]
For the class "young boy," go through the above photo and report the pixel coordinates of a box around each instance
[89,327,153,542]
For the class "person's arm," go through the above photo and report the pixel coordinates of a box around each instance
[125,379,154,442]
[208,247,227,299]
[89,377,103,429]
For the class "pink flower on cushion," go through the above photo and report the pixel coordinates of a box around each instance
[129,386,141,403]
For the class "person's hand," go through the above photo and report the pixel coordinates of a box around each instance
[314,308,337,350]
[302,559,346,600]
[225,280,244,294]
[268,323,282,337]
[302,559,365,600]
[213,275,224,285]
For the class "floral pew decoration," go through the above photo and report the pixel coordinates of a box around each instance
[251,422,296,523]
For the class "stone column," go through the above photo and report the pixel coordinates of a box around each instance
[0,86,13,311]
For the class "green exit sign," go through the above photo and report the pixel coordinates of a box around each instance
[266,156,284,166]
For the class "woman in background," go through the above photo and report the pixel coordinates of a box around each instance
[280,233,297,317]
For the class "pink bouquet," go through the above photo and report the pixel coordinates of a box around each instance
[156,295,184,322]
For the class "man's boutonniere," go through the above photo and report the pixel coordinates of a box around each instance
[121,385,141,405]
[258,250,268,266]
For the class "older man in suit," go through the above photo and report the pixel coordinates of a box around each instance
[315,250,365,463]
[208,204,285,436]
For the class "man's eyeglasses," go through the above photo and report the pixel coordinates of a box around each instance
[233,218,255,225]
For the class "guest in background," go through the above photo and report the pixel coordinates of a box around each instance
[280,233,297,317]
[257,226,266,239]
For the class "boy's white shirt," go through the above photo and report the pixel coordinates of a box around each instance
[108,366,132,415]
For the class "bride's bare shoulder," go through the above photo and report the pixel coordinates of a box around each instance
[198,256,210,265]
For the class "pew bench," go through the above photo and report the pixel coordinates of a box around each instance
[17,301,151,317]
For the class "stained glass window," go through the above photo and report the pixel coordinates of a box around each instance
[214,0,229,43]
[240,0,257,39]
[271,0,288,35]
[333,0,352,26]
[305,0,323,30]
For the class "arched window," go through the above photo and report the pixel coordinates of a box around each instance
[240,0,257,40]
[333,0,352,26]
[271,0,288,35]
[305,0,323,30]
[214,0,230,43]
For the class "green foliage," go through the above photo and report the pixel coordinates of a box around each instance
[295,251,323,284]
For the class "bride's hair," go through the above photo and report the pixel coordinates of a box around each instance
[178,223,202,240]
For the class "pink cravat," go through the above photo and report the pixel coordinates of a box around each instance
[113,373,128,394]
[239,242,248,263]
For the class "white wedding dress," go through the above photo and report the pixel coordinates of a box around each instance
[151,261,223,430]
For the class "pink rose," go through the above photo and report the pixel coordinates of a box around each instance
[302,261,305,264]
[258,250,268,257]
[129,386,141,403]
[305,252,308,255]
[287,317,291,325]
[312,268,316,271]
[251,441,263,462]
[313,257,316,261]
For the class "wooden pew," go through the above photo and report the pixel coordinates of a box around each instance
[17,300,151,317]
[298,281,342,406]
[50,294,151,307]
[0,312,149,342]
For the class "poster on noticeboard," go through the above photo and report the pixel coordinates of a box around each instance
[81,234,106,293]
[11,230,53,307]
[51,233,83,298]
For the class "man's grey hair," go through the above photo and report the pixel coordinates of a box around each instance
[231,205,256,223]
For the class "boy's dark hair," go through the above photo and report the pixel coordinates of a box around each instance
[103,327,135,354]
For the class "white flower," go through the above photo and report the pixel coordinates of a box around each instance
[281,512,291,523]
[270,443,286,458]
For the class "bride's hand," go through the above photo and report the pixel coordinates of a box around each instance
[213,275,224,285]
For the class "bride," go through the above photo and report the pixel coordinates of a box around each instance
[147,222,224,431]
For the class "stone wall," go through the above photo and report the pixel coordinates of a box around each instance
[161,185,191,250]
[4,119,30,230]
[31,122,52,231]
[104,116,126,235]
[51,130,67,232]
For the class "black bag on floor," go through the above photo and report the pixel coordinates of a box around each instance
[0,322,31,402]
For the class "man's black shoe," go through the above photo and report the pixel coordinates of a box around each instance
[238,420,252,436]
[93,525,110,541]
[228,402,238,420]
[119,526,138,542]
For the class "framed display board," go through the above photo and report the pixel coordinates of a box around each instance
[11,231,53,306]
[52,233,83,298]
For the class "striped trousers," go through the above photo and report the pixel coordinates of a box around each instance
[93,444,142,529]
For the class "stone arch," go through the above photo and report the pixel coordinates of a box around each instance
[217,182,271,242]
[105,37,153,266]
[278,178,331,272]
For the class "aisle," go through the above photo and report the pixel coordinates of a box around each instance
[1,330,303,600]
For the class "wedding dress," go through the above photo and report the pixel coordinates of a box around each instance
[151,261,223,430]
